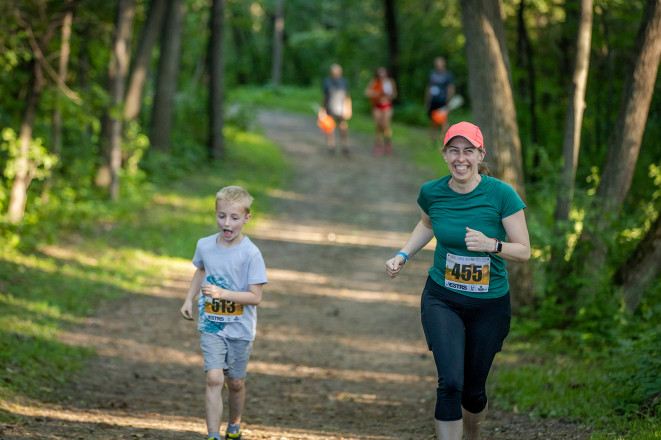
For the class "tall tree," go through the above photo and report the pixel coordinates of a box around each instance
[271,0,284,89]
[8,4,67,223]
[515,0,538,148]
[124,0,167,121]
[383,0,400,86]
[554,0,593,223]
[208,0,224,159]
[614,212,661,311]
[572,0,661,301]
[459,0,534,307]
[104,0,135,201]
[51,3,74,156]
[150,0,185,153]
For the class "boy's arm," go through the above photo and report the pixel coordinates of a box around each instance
[180,267,205,320]
[200,283,264,306]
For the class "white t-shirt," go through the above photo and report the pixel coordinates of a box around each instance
[192,234,267,340]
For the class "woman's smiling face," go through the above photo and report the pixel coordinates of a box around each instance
[442,136,484,184]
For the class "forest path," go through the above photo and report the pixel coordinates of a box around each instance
[1,110,590,440]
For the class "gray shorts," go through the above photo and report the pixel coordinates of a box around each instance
[200,332,253,378]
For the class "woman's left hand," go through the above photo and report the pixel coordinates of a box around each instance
[465,227,496,253]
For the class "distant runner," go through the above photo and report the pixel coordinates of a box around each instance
[364,66,397,155]
[321,63,352,155]
[425,57,455,144]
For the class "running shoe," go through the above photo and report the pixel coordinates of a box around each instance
[225,431,242,440]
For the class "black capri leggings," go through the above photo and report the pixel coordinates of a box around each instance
[420,276,511,421]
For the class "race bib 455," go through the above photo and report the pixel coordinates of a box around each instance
[444,253,491,293]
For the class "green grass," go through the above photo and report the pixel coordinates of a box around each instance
[490,327,661,439]
[0,124,290,408]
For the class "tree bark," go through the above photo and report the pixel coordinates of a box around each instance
[8,6,63,223]
[516,0,538,151]
[7,59,45,224]
[104,0,134,201]
[614,213,661,311]
[150,0,185,153]
[208,0,224,159]
[460,0,533,307]
[383,0,400,87]
[51,6,73,156]
[594,0,661,213]
[124,0,167,121]
[554,0,593,223]
[573,0,661,299]
[271,0,284,89]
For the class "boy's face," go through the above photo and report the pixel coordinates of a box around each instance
[215,201,251,245]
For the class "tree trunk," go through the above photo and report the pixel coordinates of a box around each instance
[614,213,661,311]
[460,0,533,308]
[554,0,593,223]
[516,0,538,160]
[208,0,224,159]
[8,7,62,223]
[573,0,661,299]
[150,0,185,153]
[105,0,135,201]
[271,0,284,89]
[383,0,400,87]
[7,59,45,224]
[51,7,73,156]
[228,6,247,85]
[124,0,166,121]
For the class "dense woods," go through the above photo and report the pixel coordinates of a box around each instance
[1,0,660,434]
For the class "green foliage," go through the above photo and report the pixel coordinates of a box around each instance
[493,318,661,438]
[0,119,290,407]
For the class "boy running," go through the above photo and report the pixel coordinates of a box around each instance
[180,186,267,440]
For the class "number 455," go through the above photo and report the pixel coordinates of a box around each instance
[450,264,483,282]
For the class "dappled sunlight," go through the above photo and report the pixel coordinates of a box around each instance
[244,425,393,440]
[2,401,203,433]
[271,283,419,307]
[257,324,428,356]
[58,328,203,367]
[0,293,82,325]
[328,391,402,407]
[266,268,330,284]
[267,188,417,215]
[38,243,196,299]
[248,360,434,385]
[251,218,435,250]
[335,335,428,356]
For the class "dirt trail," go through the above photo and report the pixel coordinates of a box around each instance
[1,111,590,439]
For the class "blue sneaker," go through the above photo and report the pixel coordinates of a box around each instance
[226,431,242,440]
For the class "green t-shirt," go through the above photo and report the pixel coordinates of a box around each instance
[417,175,526,299]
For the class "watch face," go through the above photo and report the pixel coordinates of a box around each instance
[497,241,503,252]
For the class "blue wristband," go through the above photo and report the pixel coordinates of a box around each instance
[396,251,408,262]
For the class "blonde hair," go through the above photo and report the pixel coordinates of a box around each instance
[215,186,254,214]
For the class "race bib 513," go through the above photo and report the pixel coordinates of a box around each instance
[204,298,243,323]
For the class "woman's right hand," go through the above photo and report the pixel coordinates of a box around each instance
[385,254,406,278]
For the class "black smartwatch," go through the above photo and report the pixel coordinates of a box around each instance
[493,239,502,253]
